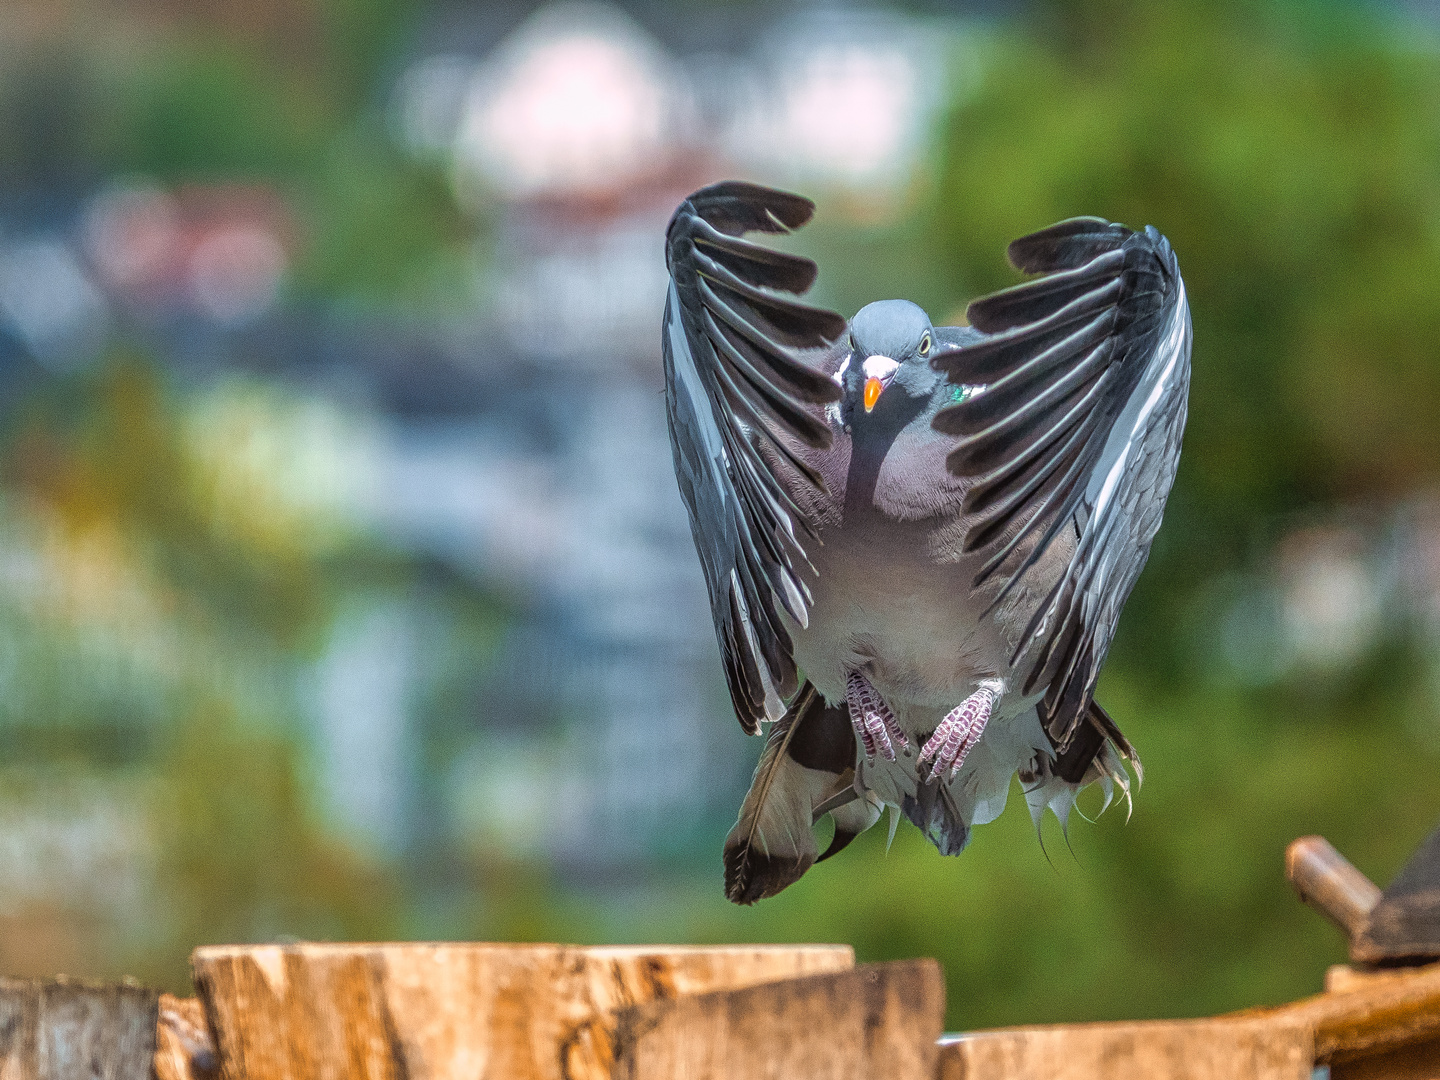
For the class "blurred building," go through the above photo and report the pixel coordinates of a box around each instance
[391,0,964,864]
[349,0,958,869]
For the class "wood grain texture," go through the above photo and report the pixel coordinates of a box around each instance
[938,958,1440,1080]
[610,959,944,1080]
[154,994,217,1080]
[1330,1035,1440,1080]
[937,1017,1314,1080]
[0,977,158,1080]
[191,942,854,1080]
[1326,962,1440,995]
[1283,960,1440,1064]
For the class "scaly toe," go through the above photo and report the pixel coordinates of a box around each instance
[845,671,907,762]
[920,685,998,782]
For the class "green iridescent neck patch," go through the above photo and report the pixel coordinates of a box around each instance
[949,384,981,405]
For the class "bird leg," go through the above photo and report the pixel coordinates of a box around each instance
[919,680,1003,782]
[844,671,909,762]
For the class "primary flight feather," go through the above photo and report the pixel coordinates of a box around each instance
[661,181,1191,903]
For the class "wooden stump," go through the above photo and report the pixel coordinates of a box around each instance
[609,958,944,1080]
[191,942,854,1080]
[1298,959,1440,1065]
[1311,962,1440,1077]
[1329,1037,1440,1080]
[0,977,158,1080]
[938,1016,1314,1080]
[938,958,1440,1080]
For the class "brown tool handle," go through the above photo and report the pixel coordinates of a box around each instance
[1286,835,1382,937]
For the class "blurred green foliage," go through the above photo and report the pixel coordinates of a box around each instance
[11,360,325,645]
[928,0,1440,679]
[299,122,473,307]
[150,702,401,978]
[0,357,409,986]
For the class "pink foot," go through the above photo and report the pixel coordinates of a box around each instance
[845,671,909,762]
[919,684,999,782]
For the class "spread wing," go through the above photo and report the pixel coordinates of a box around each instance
[932,218,1191,753]
[663,181,846,734]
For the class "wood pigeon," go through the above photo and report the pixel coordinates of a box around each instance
[662,181,1191,903]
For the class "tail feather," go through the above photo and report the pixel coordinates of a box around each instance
[723,683,876,903]
[817,768,882,862]
[901,782,969,856]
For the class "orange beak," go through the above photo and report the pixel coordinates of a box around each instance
[863,376,884,413]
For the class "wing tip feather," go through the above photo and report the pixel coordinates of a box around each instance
[1006,216,1128,274]
[679,181,816,238]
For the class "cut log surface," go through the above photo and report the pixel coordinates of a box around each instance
[191,942,854,1080]
[0,977,159,1080]
[937,1017,1314,1080]
[610,959,944,1080]
[939,959,1440,1080]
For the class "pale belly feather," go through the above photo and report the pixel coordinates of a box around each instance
[787,514,1046,736]
[775,408,1082,833]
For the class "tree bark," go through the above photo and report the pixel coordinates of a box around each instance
[0,977,158,1080]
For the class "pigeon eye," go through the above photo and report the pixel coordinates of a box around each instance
[919,332,932,356]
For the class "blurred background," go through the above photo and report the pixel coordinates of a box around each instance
[0,0,1437,1031]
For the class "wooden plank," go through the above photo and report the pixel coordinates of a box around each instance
[1330,1035,1440,1080]
[192,942,854,1080]
[1272,957,1440,1063]
[936,1017,1314,1080]
[610,959,944,1080]
[937,958,1440,1080]
[0,977,159,1080]
[1325,962,1440,995]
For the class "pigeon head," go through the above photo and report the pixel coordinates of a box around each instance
[840,300,942,420]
